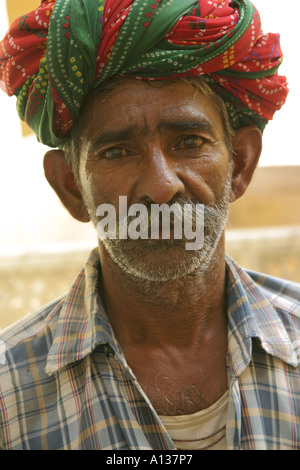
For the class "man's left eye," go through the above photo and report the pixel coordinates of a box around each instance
[172,136,205,151]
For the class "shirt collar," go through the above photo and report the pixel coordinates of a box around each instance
[45,249,299,376]
[45,248,126,375]
[226,255,299,375]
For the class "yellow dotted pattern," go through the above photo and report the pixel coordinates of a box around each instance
[223,46,235,69]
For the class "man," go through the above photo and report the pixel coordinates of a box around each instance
[0,0,299,451]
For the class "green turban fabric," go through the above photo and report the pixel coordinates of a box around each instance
[0,0,288,148]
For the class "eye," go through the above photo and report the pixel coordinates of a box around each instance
[99,146,132,160]
[171,135,205,151]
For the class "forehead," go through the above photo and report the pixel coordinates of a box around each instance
[79,78,225,141]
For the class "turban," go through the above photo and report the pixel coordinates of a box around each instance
[0,0,289,148]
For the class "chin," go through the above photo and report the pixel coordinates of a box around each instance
[102,237,217,282]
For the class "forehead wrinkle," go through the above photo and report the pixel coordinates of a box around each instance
[84,86,224,153]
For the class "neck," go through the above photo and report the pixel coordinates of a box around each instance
[98,239,227,350]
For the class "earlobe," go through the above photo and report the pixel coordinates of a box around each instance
[43,150,90,223]
[230,125,262,203]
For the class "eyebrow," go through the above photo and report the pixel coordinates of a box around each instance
[90,125,140,152]
[90,118,214,152]
[157,119,213,134]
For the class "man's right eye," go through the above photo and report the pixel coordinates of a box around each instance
[99,146,129,160]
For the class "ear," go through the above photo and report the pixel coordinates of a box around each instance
[230,125,262,203]
[43,150,90,222]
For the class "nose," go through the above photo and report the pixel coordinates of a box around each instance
[136,146,185,204]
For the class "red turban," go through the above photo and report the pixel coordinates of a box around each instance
[0,0,289,147]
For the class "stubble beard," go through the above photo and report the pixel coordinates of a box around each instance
[82,177,231,284]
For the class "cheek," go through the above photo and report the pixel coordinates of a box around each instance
[85,159,141,207]
[179,155,230,203]
[84,169,125,208]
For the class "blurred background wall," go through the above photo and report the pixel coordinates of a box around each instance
[0,0,299,330]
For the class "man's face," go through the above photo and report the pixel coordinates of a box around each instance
[77,79,232,281]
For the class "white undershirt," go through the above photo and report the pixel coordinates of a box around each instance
[159,391,229,450]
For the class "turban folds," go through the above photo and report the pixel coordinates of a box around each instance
[0,0,288,148]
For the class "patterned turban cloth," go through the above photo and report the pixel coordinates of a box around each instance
[0,0,289,148]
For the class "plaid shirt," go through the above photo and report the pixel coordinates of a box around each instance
[0,248,299,450]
